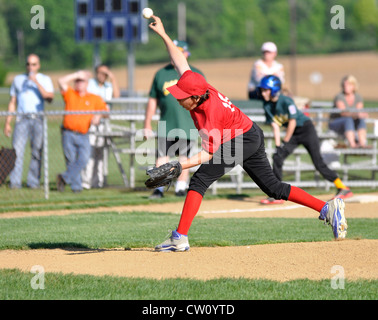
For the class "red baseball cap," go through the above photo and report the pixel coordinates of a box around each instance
[167,70,208,99]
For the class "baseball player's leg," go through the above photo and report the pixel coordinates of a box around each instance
[243,148,292,201]
[305,137,339,182]
[302,121,338,181]
[175,189,203,236]
[243,124,324,209]
[155,161,232,251]
[243,150,347,238]
[245,125,347,238]
[301,121,352,199]
[261,138,297,204]
[155,162,222,251]
[256,124,294,203]
[289,186,348,239]
[172,130,255,238]
[173,148,237,233]
[273,140,297,179]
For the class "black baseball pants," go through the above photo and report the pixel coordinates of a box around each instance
[189,122,292,200]
[272,120,338,182]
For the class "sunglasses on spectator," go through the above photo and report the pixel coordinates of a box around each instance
[26,62,38,66]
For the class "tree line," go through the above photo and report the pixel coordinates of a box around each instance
[0,0,377,84]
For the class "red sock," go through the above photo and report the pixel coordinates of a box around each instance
[176,190,203,235]
[288,186,326,212]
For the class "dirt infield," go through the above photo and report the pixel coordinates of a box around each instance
[1,193,377,220]
[1,193,378,281]
[9,51,378,101]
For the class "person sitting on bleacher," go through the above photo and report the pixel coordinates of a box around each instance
[250,75,353,204]
[329,75,370,149]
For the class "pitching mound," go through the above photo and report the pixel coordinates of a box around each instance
[1,239,377,281]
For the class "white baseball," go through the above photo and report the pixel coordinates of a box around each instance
[142,8,153,19]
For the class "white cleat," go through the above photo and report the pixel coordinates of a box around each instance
[319,198,348,239]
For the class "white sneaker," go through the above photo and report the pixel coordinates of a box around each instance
[155,230,190,252]
[319,198,348,239]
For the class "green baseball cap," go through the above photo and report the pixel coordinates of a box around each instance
[173,40,190,56]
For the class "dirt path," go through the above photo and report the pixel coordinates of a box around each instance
[1,193,378,220]
[9,52,378,101]
[1,193,377,281]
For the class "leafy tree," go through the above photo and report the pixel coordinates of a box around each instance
[0,0,377,71]
[0,1,11,85]
[220,0,268,57]
[295,0,327,53]
[353,0,378,48]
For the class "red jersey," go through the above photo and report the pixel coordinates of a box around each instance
[190,85,253,153]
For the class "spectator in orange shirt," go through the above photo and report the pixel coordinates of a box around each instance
[56,70,108,192]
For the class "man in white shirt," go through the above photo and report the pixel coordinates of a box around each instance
[248,42,285,97]
[4,54,54,189]
[83,64,120,189]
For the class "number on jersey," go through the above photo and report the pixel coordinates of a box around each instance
[218,92,235,112]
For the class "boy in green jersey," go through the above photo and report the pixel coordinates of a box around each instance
[250,75,352,204]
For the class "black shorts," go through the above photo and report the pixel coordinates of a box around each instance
[157,137,195,158]
[189,122,291,199]
[273,120,338,182]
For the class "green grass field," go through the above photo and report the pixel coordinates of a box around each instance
[0,193,377,300]
[1,269,376,300]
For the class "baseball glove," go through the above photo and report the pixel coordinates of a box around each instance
[145,161,182,190]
